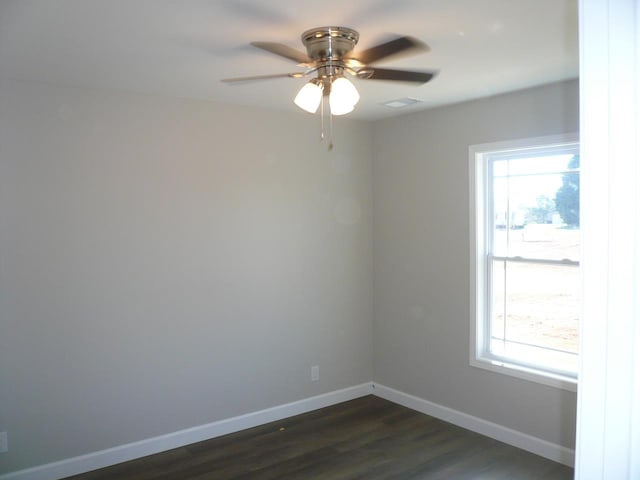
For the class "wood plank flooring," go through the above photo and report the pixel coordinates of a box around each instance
[65,395,573,480]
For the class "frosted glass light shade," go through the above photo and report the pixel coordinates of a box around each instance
[294,81,323,113]
[329,77,359,116]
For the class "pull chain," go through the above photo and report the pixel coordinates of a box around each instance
[320,94,325,141]
[318,88,333,151]
[329,111,334,151]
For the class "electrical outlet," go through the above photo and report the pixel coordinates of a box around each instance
[311,365,319,381]
[0,432,7,453]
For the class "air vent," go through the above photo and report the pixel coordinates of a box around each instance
[382,97,424,108]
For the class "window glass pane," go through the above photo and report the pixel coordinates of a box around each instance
[501,261,579,354]
[493,159,509,177]
[507,174,579,261]
[491,259,505,341]
[554,171,580,230]
[504,154,576,176]
[490,157,580,262]
[492,177,508,256]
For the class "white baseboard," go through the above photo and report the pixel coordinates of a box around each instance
[0,383,374,480]
[372,383,575,467]
[1,381,574,479]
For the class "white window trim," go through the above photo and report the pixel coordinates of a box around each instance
[469,133,579,392]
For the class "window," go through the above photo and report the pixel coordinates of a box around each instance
[470,134,579,390]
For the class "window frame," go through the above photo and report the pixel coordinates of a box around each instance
[469,133,579,391]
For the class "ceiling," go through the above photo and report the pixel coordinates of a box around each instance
[0,0,578,121]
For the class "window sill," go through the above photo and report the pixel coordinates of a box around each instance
[471,356,578,392]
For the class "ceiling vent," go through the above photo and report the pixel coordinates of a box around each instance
[382,97,424,108]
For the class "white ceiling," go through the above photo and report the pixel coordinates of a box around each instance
[0,0,578,121]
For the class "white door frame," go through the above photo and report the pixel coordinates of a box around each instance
[575,0,640,477]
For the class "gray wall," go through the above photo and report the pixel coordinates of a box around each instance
[0,80,373,473]
[372,79,579,449]
[0,78,580,475]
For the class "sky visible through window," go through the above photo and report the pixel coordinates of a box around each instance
[493,154,575,213]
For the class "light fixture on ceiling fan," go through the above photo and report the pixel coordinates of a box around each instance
[223,26,437,147]
[294,75,360,116]
[291,27,365,117]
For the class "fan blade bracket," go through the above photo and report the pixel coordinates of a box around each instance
[355,69,375,79]
[344,58,366,69]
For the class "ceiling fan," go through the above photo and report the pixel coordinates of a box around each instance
[222,26,437,117]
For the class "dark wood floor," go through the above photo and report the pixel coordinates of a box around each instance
[65,395,573,480]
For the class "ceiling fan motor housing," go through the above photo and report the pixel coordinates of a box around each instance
[301,27,359,61]
[301,27,360,93]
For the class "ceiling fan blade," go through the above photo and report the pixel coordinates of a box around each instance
[222,72,305,84]
[250,42,312,65]
[356,36,429,65]
[362,68,436,84]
